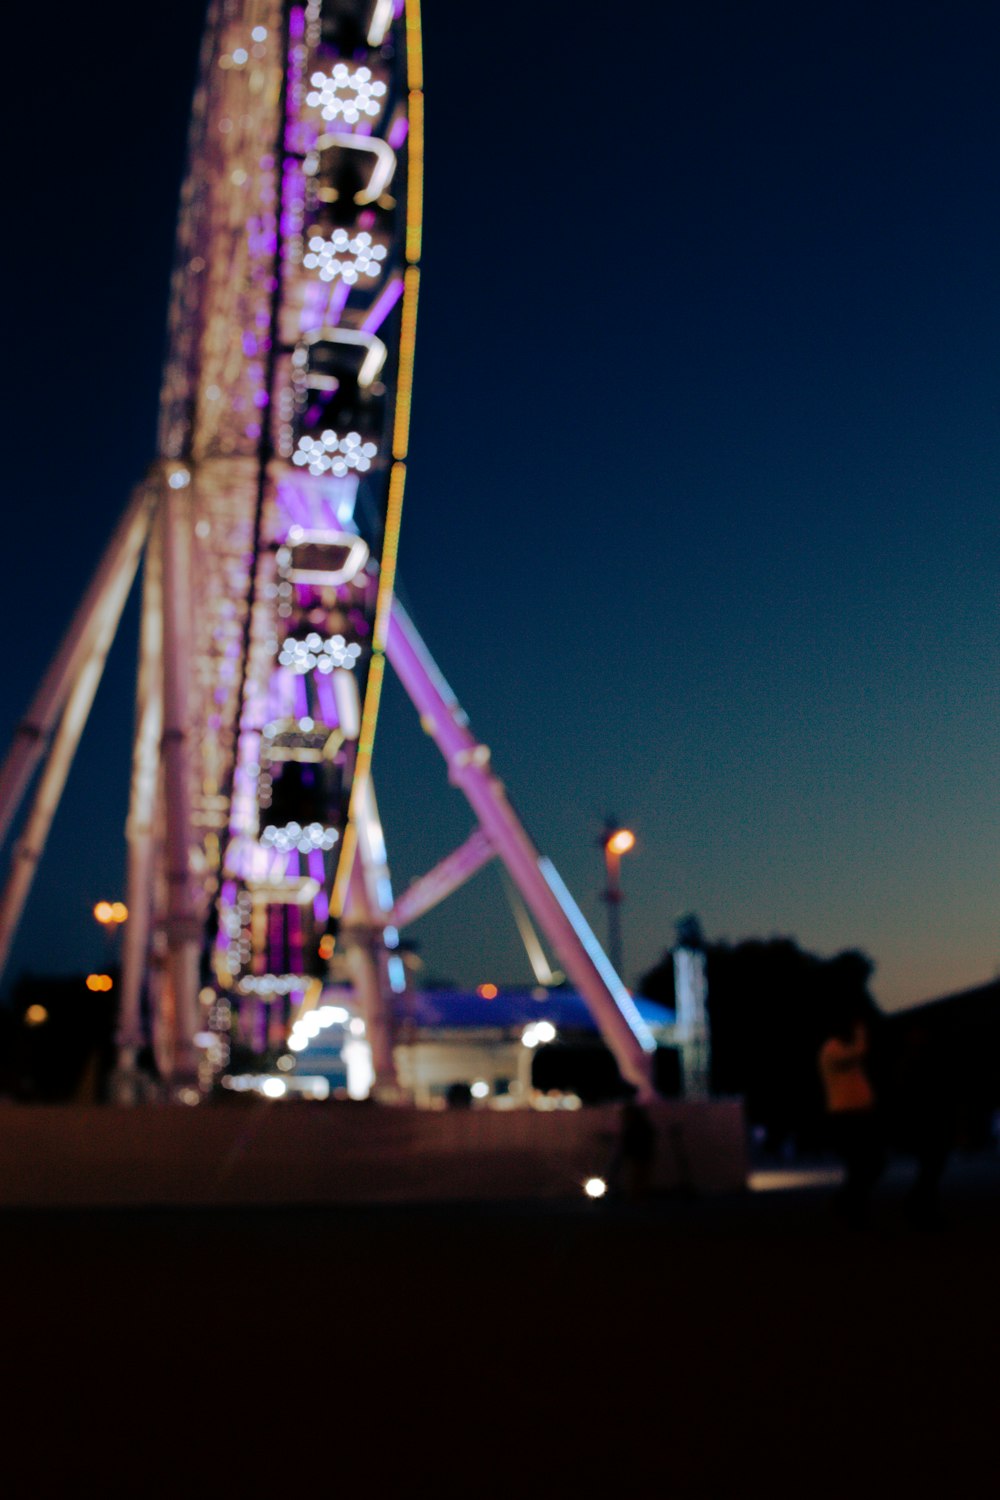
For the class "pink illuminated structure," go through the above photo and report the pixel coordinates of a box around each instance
[0,0,656,1101]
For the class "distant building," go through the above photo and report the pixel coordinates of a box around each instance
[887,977,1000,1145]
[282,987,677,1107]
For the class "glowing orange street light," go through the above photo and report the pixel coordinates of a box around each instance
[600,820,636,978]
[477,983,499,1000]
[94,901,128,926]
[86,974,114,992]
[605,828,636,857]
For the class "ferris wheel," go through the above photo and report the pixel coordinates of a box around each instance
[0,0,657,1101]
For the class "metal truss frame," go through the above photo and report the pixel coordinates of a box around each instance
[0,502,656,1100]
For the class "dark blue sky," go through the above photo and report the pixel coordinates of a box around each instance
[3,1,1000,1009]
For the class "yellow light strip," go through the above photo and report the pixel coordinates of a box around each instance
[330,819,358,921]
[405,89,424,267]
[354,649,386,779]
[330,2,423,925]
[375,461,406,650]
[392,267,420,460]
[329,651,385,918]
[405,0,423,92]
[331,450,403,920]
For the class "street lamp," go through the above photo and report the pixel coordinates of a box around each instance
[600,819,635,978]
[93,901,128,927]
[93,899,128,976]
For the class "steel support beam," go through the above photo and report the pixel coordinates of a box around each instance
[160,478,200,1083]
[348,778,401,1096]
[0,484,155,852]
[389,827,495,931]
[500,869,565,988]
[385,600,657,1100]
[116,520,166,1091]
[0,499,152,984]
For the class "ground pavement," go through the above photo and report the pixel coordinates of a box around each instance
[2,1154,997,1496]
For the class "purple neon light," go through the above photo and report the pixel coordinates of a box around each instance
[276,478,325,529]
[325,279,352,326]
[293,673,309,719]
[313,670,338,729]
[264,669,288,725]
[361,275,404,334]
[308,847,327,920]
[275,476,358,531]
[276,484,309,528]
[299,279,330,336]
[387,116,409,149]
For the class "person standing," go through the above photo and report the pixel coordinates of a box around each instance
[818,1000,884,1226]
[608,1099,659,1200]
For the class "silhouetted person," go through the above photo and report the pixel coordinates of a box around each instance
[818,999,884,1226]
[609,1100,658,1200]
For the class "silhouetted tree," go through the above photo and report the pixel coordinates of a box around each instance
[640,935,881,1151]
[638,949,676,1011]
[5,972,119,1102]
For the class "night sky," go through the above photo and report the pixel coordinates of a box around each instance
[4,1,1000,1011]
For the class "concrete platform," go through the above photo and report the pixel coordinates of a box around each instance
[0,1096,746,1206]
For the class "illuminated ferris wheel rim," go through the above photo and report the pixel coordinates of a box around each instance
[158,0,423,463]
[0,0,659,1102]
[155,0,424,897]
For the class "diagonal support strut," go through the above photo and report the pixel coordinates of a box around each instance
[389,827,496,931]
[385,599,657,1100]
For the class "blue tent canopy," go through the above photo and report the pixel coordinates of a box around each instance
[395,988,675,1033]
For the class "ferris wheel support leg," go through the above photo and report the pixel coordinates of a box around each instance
[0,510,151,987]
[345,797,402,1099]
[0,484,155,854]
[115,521,166,1100]
[160,479,200,1085]
[385,601,658,1102]
[344,934,393,1099]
